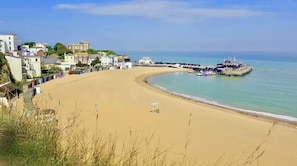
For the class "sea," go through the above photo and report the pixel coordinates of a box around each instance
[118,51,297,122]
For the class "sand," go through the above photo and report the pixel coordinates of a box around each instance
[33,67,297,165]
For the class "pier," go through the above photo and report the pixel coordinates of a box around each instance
[135,57,252,76]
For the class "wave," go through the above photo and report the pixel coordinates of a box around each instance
[150,83,297,123]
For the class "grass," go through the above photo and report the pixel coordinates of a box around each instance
[1,95,271,165]
[0,104,193,166]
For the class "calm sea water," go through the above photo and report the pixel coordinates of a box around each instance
[119,51,297,122]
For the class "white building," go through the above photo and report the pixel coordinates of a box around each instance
[64,53,75,63]
[100,55,117,66]
[23,56,41,78]
[57,62,75,71]
[5,55,23,81]
[0,34,21,54]
[88,54,100,66]
[139,57,154,64]
[100,55,112,67]
[21,43,48,56]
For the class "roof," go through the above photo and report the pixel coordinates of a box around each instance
[0,82,18,96]
[41,57,58,64]
[89,54,99,59]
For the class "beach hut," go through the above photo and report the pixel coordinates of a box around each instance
[38,78,43,84]
[32,88,37,97]
[35,86,41,94]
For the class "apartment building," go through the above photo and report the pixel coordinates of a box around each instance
[0,34,21,54]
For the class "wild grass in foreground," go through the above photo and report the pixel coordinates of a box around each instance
[0,106,193,166]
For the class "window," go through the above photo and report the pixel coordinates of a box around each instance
[36,59,38,62]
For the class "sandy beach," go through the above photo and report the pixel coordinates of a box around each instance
[33,67,297,165]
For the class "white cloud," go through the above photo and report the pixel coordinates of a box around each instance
[54,0,263,23]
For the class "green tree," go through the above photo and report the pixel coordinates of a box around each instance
[48,66,63,74]
[100,50,118,56]
[91,57,101,67]
[23,42,35,47]
[76,61,88,68]
[54,43,72,57]
[0,52,5,68]
[46,45,55,55]
[87,49,99,54]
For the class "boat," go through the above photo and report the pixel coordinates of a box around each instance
[197,71,216,76]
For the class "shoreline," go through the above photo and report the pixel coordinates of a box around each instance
[136,67,297,128]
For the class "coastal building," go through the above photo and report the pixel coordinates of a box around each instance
[4,54,23,81]
[118,55,131,63]
[216,58,252,76]
[88,54,100,66]
[64,53,75,63]
[65,53,89,64]
[41,55,60,73]
[62,53,79,71]
[0,34,21,54]
[100,55,119,67]
[20,43,48,56]
[23,56,41,78]
[68,41,90,53]
[100,55,113,67]
[139,57,154,64]
[74,53,89,64]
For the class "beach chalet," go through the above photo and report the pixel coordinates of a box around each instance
[139,57,154,65]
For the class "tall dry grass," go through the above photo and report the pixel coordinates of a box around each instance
[0,103,193,166]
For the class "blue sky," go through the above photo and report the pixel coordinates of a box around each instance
[1,0,297,52]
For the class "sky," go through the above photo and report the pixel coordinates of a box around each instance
[1,0,297,52]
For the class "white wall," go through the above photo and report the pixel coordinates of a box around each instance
[23,57,41,78]
[0,34,21,53]
[5,55,23,81]
[65,54,75,63]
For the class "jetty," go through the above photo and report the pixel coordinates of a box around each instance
[135,57,252,76]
